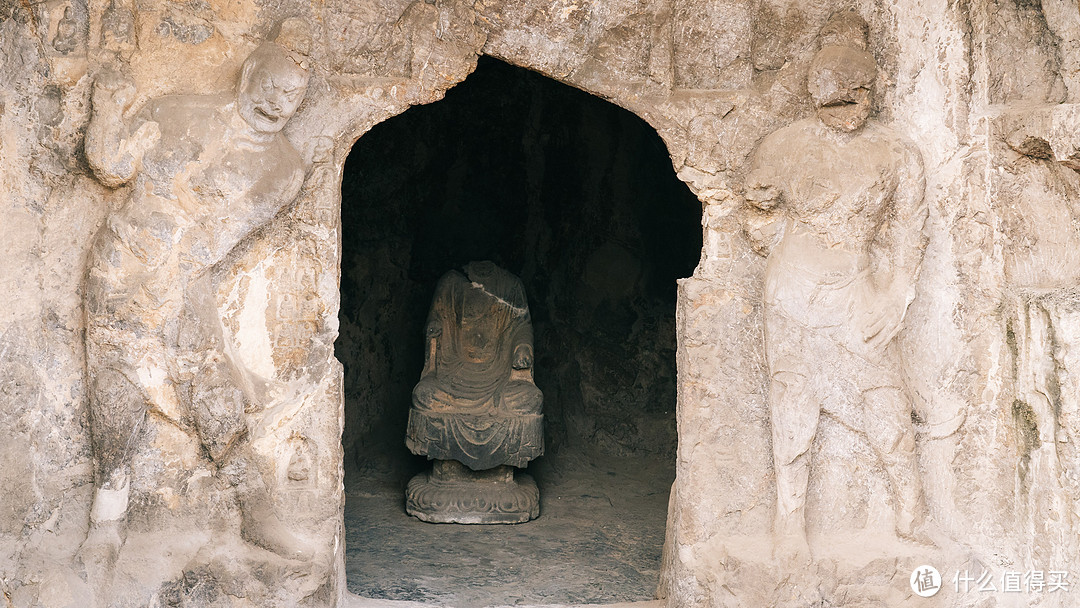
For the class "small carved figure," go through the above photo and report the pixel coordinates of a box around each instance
[744,11,928,560]
[81,18,313,571]
[287,434,315,483]
[52,6,78,55]
[100,0,136,51]
[312,135,333,164]
[295,136,337,227]
[268,242,324,374]
[405,261,544,523]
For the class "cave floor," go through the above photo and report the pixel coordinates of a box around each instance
[344,449,674,607]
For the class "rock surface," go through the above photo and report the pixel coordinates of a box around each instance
[1,0,1079,606]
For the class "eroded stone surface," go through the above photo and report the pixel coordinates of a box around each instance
[2,0,1080,606]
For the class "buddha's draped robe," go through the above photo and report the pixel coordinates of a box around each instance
[406,263,543,470]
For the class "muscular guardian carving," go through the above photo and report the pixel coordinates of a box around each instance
[81,19,313,568]
[744,11,929,559]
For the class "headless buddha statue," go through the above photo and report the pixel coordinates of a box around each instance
[405,261,544,523]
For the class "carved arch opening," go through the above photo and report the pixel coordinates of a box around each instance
[334,54,701,604]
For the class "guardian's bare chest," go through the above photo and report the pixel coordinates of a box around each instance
[781,136,898,220]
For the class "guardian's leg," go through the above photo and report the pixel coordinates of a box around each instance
[80,364,148,574]
[862,385,924,538]
[770,368,819,559]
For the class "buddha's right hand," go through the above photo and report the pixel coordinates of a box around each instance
[512,344,533,370]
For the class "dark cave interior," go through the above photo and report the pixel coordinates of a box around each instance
[336,55,701,605]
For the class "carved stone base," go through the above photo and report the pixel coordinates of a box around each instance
[405,460,539,524]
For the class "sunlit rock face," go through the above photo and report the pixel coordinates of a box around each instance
[3,0,1080,606]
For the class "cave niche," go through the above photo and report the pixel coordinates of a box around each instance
[337,55,701,606]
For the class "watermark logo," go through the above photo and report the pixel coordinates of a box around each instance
[911,565,942,597]
[953,569,1070,593]
[909,566,1072,597]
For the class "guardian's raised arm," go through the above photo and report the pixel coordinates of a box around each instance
[85,70,159,188]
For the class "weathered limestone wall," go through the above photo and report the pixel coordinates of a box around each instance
[2,0,1079,606]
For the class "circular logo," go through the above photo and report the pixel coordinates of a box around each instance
[910,565,942,598]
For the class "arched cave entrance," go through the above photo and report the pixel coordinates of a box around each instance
[336,56,701,606]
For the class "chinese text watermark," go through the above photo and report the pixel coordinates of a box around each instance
[909,566,1071,596]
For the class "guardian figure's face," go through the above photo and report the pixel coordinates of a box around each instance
[237,45,309,134]
[808,46,877,133]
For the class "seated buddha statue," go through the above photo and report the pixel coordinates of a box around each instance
[405,261,544,523]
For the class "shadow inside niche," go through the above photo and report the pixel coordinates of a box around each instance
[336,55,700,606]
